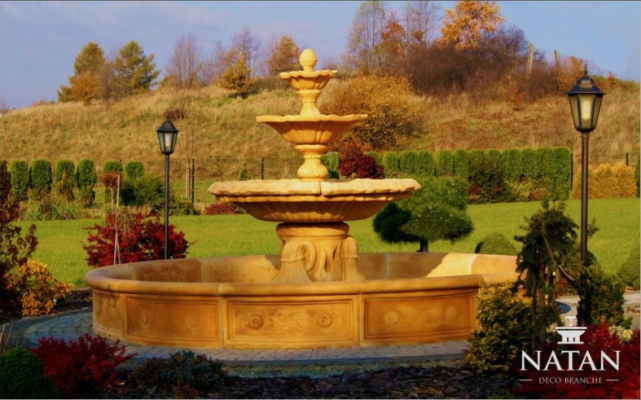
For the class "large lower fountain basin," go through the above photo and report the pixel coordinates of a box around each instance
[85,252,517,349]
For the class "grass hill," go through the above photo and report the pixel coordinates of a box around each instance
[1,79,639,174]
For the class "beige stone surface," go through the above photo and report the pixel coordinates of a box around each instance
[86,253,517,349]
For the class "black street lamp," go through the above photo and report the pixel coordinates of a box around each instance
[567,68,604,326]
[567,68,605,265]
[157,119,179,260]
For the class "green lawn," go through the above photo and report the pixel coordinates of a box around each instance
[17,198,640,285]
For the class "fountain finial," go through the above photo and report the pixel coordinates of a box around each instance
[299,49,317,72]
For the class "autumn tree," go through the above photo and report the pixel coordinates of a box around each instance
[166,33,204,90]
[379,10,405,73]
[344,0,387,73]
[57,41,105,104]
[439,0,505,50]
[266,34,301,76]
[219,51,254,97]
[113,41,161,95]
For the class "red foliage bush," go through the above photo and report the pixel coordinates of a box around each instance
[83,212,189,267]
[202,202,244,215]
[516,323,640,399]
[32,333,135,398]
[338,143,384,179]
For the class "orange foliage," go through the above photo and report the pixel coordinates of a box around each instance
[439,1,504,50]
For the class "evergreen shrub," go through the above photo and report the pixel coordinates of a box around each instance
[398,151,420,177]
[474,232,517,255]
[77,159,97,207]
[0,347,58,399]
[500,149,522,182]
[54,171,75,202]
[416,150,436,178]
[30,159,52,199]
[521,148,537,183]
[466,284,530,372]
[436,150,454,176]
[124,161,145,181]
[613,162,637,198]
[9,160,29,201]
[382,151,400,178]
[321,151,340,179]
[618,245,640,290]
[121,174,164,209]
[53,160,75,183]
[102,160,123,174]
[453,149,470,179]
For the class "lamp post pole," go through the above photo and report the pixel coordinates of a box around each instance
[567,68,604,325]
[157,120,179,260]
[164,153,170,260]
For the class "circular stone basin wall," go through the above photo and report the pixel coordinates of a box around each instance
[85,253,517,349]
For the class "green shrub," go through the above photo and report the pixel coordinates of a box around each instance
[613,162,637,198]
[474,232,517,255]
[618,244,640,290]
[127,350,226,398]
[77,159,97,207]
[9,160,29,201]
[53,160,75,184]
[102,160,123,174]
[321,151,340,179]
[541,147,571,200]
[583,265,631,328]
[25,195,81,221]
[466,284,530,373]
[382,151,400,178]
[365,151,382,167]
[500,149,522,182]
[0,347,59,399]
[416,150,436,178]
[436,150,454,177]
[54,171,75,202]
[77,159,97,189]
[453,149,470,179]
[121,174,164,209]
[468,150,508,203]
[30,159,52,200]
[398,151,420,177]
[521,148,538,183]
[124,161,145,181]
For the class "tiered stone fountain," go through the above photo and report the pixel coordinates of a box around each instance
[85,50,518,350]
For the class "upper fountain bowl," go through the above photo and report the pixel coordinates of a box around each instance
[256,114,367,146]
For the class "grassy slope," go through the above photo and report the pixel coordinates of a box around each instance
[18,198,640,285]
[2,80,639,170]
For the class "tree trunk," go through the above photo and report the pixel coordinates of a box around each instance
[417,240,429,252]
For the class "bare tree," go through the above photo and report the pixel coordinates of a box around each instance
[401,1,441,48]
[344,0,387,73]
[166,33,204,90]
[230,27,261,76]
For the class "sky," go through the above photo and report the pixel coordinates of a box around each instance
[0,1,639,110]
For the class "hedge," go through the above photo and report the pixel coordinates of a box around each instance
[30,159,52,199]
[453,149,470,179]
[436,150,454,177]
[9,160,29,201]
[416,151,436,178]
[102,160,123,174]
[77,159,97,189]
[501,149,522,181]
[382,151,400,178]
[54,160,75,183]
[125,161,145,181]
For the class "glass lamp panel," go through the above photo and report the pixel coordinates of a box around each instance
[591,96,603,129]
[578,94,595,130]
[569,95,580,130]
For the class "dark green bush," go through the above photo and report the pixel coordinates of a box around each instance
[9,160,29,201]
[321,151,340,179]
[453,149,470,179]
[466,284,530,373]
[416,150,436,178]
[77,159,97,189]
[121,174,164,209]
[500,149,522,182]
[124,161,145,181]
[618,244,640,290]
[30,159,52,200]
[53,160,75,184]
[521,148,538,183]
[474,232,517,255]
[436,150,454,177]
[398,151,420,177]
[584,265,632,328]
[77,159,97,207]
[127,350,226,398]
[102,160,123,175]
[468,150,508,203]
[0,347,59,399]
[54,171,75,202]
[544,147,572,200]
[382,151,400,178]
